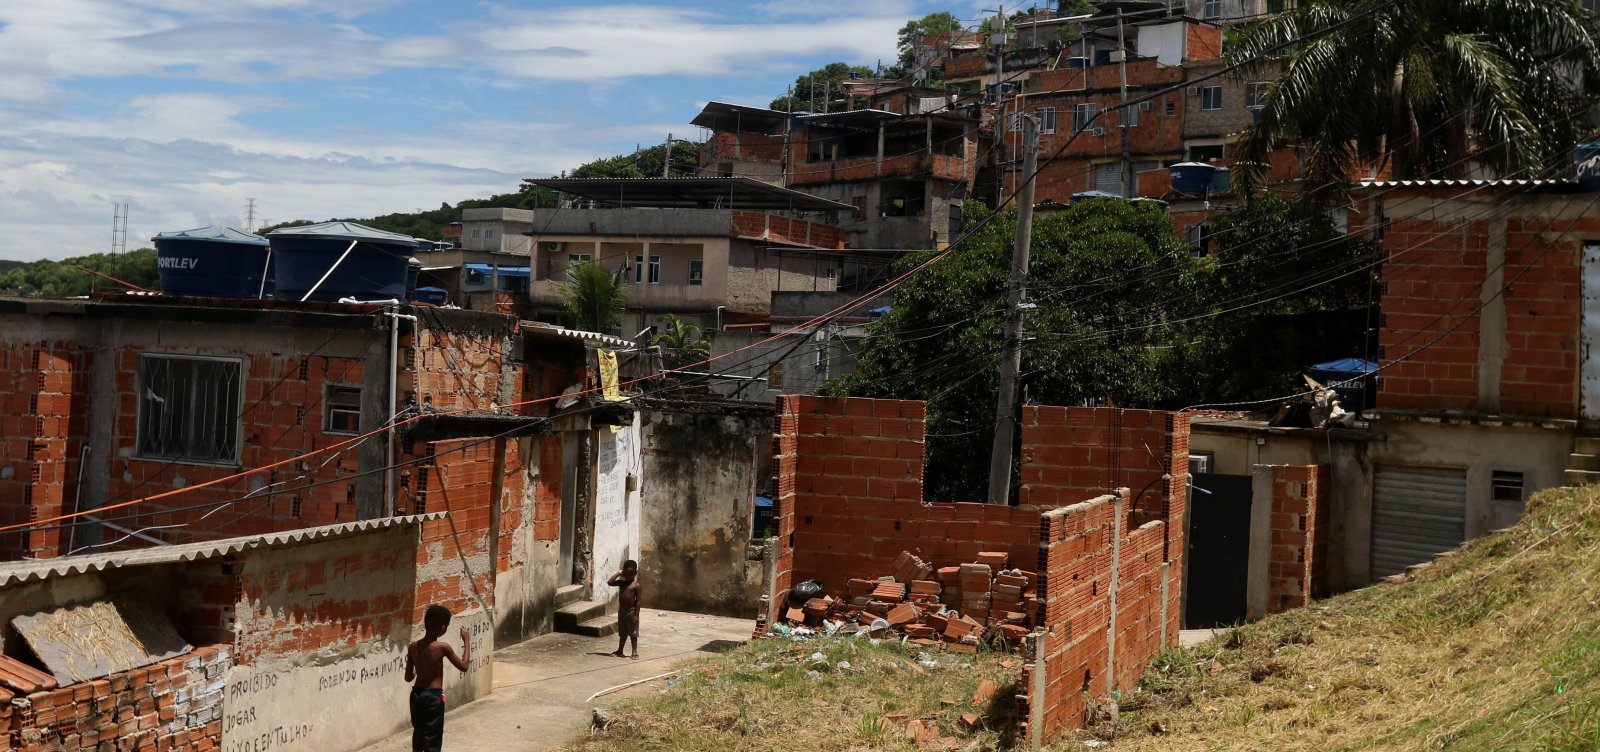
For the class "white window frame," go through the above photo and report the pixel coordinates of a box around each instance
[568,253,592,265]
[1202,0,1223,19]
[1164,99,1177,116]
[1123,105,1138,128]
[1037,107,1058,134]
[634,255,644,283]
[689,259,704,285]
[1245,81,1269,110]
[647,255,662,284]
[324,384,362,436]
[1073,103,1098,132]
[471,229,481,239]
[135,353,245,466]
[1200,86,1224,111]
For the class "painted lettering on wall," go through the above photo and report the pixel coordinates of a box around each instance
[223,723,315,752]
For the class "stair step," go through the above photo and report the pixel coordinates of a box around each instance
[1565,469,1600,487]
[573,616,619,638]
[553,584,585,610]
[554,600,608,634]
[1576,437,1600,456]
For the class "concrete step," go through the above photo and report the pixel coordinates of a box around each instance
[1576,437,1600,456]
[553,584,585,611]
[554,600,608,634]
[572,616,619,638]
[1565,469,1600,487]
[1570,453,1600,472]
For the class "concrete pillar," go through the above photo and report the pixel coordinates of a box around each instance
[1478,217,1508,413]
[1245,465,1272,619]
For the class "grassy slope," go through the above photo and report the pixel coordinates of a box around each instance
[1105,484,1600,752]
[564,636,1023,752]
[563,485,1600,752]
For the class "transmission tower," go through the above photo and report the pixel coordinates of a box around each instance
[245,198,258,232]
[112,203,129,253]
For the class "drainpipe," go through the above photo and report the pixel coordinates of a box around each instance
[386,306,419,516]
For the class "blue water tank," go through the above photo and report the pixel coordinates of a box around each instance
[268,222,418,302]
[1170,162,1218,195]
[1308,358,1378,411]
[1066,56,1090,68]
[151,226,271,298]
[411,286,447,305]
[1210,166,1232,194]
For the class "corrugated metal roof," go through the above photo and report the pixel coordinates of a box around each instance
[520,321,639,350]
[1358,178,1576,188]
[0,514,444,588]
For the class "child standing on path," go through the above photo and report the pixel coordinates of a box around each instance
[404,605,471,752]
[608,560,642,660]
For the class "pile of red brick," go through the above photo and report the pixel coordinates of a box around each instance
[778,551,1040,652]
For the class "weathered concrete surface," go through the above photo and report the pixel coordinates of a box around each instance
[362,609,751,752]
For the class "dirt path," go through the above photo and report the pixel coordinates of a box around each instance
[364,609,751,751]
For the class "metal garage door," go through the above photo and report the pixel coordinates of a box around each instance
[1370,465,1467,580]
[1093,163,1123,194]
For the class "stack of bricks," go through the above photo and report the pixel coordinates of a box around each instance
[5,644,230,751]
[773,552,1039,652]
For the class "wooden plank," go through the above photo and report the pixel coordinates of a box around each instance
[11,597,190,686]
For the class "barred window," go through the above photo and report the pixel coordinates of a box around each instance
[136,355,243,464]
[325,385,362,435]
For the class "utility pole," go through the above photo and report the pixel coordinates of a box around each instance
[1117,8,1132,198]
[993,5,1005,198]
[662,133,673,177]
[986,114,1039,506]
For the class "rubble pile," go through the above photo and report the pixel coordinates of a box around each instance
[774,551,1040,652]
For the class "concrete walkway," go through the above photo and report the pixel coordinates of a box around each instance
[365,609,752,751]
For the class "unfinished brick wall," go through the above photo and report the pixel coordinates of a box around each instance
[3,644,230,752]
[1373,193,1592,417]
[0,341,90,559]
[773,395,1185,748]
[1267,464,1327,612]
[413,450,497,622]
[531,433,563,542]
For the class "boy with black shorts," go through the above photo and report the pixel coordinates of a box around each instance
[404,605,471,752]
[608,560,642,659]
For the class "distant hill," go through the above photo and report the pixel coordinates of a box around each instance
[0,248,160,297]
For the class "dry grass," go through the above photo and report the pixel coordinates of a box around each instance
[1094,484,1600,752]
[562,636,1022,752]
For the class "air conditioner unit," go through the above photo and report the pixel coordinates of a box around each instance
[1138,101,1153,112]
[1186,86,1200,95]
[543,242,563,253]
[1091,127,1107,137]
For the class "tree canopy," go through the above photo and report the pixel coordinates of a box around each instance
[770,62,876,112]
[0,248,161,297]
[558,261,627,334]
[897,12,965,72]
[1230,0,1600,193]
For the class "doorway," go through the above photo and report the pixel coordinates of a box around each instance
[559,431,580,586]
[1184,472,1253,629]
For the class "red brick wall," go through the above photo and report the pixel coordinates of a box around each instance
[773,395,1186,747]
[1500,217,1584,416]
[3,644,230,752]
[1186,23,1222,61]
[0,341,90,559]
[701,132,785,165]
[532,433,563,542]
[1267,464,1326,612]
[729,211,846,250]
[1374,217,1487,410]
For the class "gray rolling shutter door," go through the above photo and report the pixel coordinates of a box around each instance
[1093,163,1122,194]
[1370,465,1467,580]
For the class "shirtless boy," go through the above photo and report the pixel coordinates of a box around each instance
[608,560,641,659]
[404,605,471,752]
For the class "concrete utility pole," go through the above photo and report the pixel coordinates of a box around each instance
[1117,8,1133,198]
[662,133,673,177]
[986,113,1039,506]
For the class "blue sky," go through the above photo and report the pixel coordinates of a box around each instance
[0,0,986,261]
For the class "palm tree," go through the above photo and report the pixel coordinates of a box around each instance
[1229,0,1600,194]
[557,261,626,334]
[652,314,712,369]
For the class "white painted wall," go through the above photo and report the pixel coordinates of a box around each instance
[589,416,643,602]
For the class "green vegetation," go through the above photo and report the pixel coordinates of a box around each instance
[1230,0,1600,192]
[896,11,964,71]
[769,62,876,112]
[563,635,1020,752]
[825,195,1370,501]
[557,261,627,334]
[0,248,160,297]
[1103,482,1600,751]
[652,313,712,369]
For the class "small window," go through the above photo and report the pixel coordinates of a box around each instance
[568,253,592,266]
[826,266,836,280]
[1164,99,1176,117]
[484,229,494,239]
[648,255,662,284]
[1073,103,1098,132]
[689,259,704,285]
[325,385,362,435]
[1201,86,1224,111]
[1037,107,1058,134]
[137,355,243,464]
[633,255,644,283]
[1202,0,1222,18]
[1491,471,1525,502]
[1186,224,1212,258]
[1245,82,1269,110]
[471,229,481,239]
[1188,143,1225,162]
[1188,453,1214,475]
[769,361,785,389]
[1123,105,1138,128]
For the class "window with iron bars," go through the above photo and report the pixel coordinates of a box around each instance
[136,354,243,464]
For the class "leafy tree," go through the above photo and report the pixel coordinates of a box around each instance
[557,261,627,334]
[652,313,712,369]
[897,12,965,71]
[0,248,160,297]
[824,199,1203,500]
[770,62,876,112]
[1229,0,1600,193]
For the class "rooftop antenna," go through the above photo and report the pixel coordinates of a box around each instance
[111,202,129,254]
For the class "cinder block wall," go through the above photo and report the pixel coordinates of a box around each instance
[772,395,1187,748]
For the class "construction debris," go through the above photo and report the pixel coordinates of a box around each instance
[767,551,1041,653]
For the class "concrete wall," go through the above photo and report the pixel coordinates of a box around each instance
[638,402,774,617]
[589,417,643,603]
